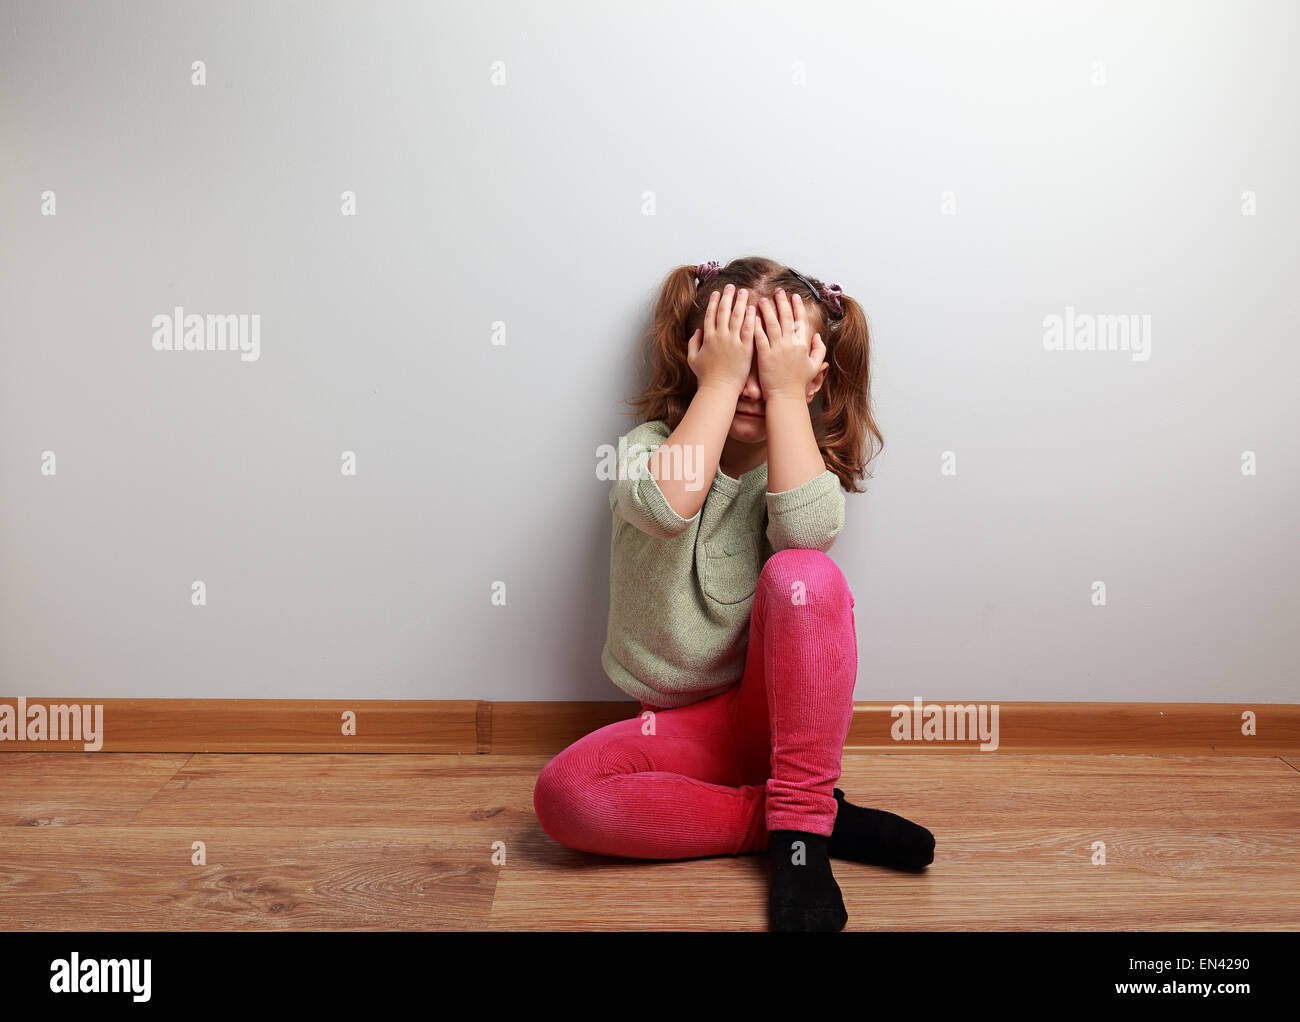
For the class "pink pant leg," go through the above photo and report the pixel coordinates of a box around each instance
[531,685,768,859]
[733,547,858,836]
[532,548,857,858]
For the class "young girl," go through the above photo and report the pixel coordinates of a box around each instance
[533,256,935,931]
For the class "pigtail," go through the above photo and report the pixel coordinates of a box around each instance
[626,264,701,428]
[813,292,883,494]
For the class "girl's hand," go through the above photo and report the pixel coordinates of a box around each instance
[687,284,756,395]
[754,289,827,401]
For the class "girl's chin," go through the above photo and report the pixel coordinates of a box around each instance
[730,419,766,440]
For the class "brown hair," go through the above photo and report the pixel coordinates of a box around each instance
[624,255,883,493]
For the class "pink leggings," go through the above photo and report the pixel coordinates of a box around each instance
[533,548,857,859]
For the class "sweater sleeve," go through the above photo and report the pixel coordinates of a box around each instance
[765,469,845,553]
[609,421,701,539]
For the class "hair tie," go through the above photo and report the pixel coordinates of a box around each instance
[791,269,846,320]
[696,260,719,285]
[821,281,844,318]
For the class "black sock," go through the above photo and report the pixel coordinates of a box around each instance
[828,788,936,869]
[767,829,848,932]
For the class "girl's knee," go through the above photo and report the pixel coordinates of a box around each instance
[533,737,640,852]
[759,548,853,610]
[533,753,585,846]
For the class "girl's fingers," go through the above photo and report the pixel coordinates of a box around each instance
[729,288,749,334]
[740,304,756,340]
[793,294,813,346]
[718,285,736,331]
[704,290,720,337]
[763,295,792,346]
[776,289,794,336]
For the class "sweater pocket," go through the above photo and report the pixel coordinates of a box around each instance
[700,532,760,605]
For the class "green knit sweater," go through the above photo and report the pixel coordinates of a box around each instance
[601,418,847,708]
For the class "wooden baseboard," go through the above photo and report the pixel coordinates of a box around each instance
[1,697,1297,755]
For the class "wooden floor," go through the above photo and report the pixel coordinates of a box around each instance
[1,751,1297,930]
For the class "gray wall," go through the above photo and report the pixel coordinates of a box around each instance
[2,0,1296,702]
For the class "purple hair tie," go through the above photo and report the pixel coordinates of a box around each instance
[696,260,719,284]
[792,268,846,319]
[821,281,844,318]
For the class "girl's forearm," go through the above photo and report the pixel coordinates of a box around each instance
[765,396,826,493]
[649,384,736,519]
